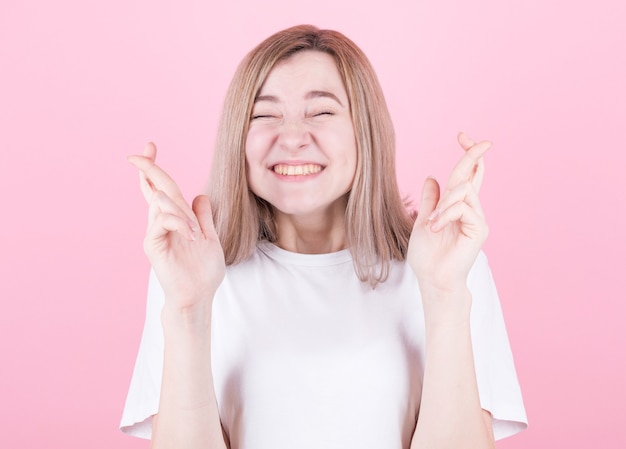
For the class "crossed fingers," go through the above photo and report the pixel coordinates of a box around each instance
[128,143,199,241]
[444,133,490,195]
[427,133,491,237]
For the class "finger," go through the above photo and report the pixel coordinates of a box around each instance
[416,177,441,225]
[457,131,476,151]
[137,142,158,198]
[457,132,488,192]
[128,157,156,202]
[430,201,488,241]
[444,140,491,193]
[145,212,196,244]
[138,170,155,201]
[432,180,485,221]
[192,195,218,239]
[472,156,485,192]
[127,155,178,195]
[126,142,158,200]
[128,155,193,215]
[148,190,198,232]
[142,141,157,161]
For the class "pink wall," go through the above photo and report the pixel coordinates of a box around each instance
[1,0,624,447]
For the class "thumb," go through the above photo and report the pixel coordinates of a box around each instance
[192,195,217,238]
[417,177,440,224]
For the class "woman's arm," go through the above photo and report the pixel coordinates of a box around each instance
[408,133,495,448]
[410,287,494,449]
[152,300,228,449]
[129,143,228,449]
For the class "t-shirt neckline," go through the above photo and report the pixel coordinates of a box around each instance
[257,241,353,267]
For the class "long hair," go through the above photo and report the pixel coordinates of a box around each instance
[209,24,414,287]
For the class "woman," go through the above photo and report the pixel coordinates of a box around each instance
[122,25,527,449]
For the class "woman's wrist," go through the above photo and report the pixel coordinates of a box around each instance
[161,296,214,332]
[419,284,473,327]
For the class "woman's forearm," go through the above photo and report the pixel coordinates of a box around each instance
[411,287,495,449]
[151,300,228,449]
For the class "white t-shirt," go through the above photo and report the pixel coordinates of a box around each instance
[120,243,527,447]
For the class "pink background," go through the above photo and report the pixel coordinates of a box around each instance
[1,0,624,447]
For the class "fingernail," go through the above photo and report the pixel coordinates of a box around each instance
[427,209,439,221]
[187,219,199,233]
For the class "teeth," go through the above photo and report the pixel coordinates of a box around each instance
[273,164,323,176]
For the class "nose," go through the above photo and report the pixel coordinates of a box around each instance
[277,120,311,152]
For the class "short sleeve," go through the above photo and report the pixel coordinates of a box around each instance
[119,269,165,439]
[468,252,528,440]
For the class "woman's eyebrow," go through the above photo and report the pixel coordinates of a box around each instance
[305,90,344,107]
[253,91,344,107]
[254,95,279,103]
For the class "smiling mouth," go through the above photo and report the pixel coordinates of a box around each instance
[273,164,323,176]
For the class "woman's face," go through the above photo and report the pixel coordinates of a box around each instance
[245,51,357,220]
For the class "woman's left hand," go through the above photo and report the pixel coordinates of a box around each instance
[408,133,491,300]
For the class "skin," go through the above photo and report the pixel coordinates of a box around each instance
[245,51,357,254]
[128,50,496,449]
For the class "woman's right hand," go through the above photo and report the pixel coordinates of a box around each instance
[128,142,225,311]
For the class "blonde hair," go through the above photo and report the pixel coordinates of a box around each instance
[209,24,414,287]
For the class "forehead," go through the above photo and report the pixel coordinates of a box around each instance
[258,50,347,99]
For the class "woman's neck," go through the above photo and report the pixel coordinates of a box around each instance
[273,200,348,254]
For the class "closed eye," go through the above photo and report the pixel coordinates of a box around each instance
[251,114,277,120]
[313,111,334,117]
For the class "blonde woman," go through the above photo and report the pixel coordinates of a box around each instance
[122,25,527,449]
